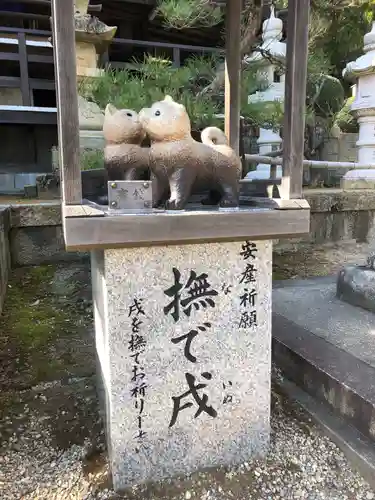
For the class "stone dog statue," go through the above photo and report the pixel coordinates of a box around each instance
[200,125,243,205]
[139,95,242,210]
[103,104,149,181]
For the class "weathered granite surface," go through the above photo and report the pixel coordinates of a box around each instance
[274,277,375,366]
[273,277,375,443]
[10,226,86,266]
[303,188,375,212]
[78,96,104,131]
[91,240,272,490]
[5,188,375,267]
[337,265,375,313]
[10,203,62,228]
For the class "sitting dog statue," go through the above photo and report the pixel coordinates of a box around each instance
[103,104,149,181]
[139,95,242,210]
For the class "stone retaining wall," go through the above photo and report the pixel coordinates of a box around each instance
[309,134,358,187]
[9,202,86,266]
[5,189,375,266]
[0,207,11,313]
[275,189,375,251]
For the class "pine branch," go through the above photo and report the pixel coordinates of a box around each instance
[155,0,223,29]
[199,0,264,96]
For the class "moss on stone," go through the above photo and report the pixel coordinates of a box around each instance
[2,265,60,346]
[0,264,93,389]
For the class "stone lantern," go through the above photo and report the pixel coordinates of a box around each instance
[74,0,117,149]
[74,0,117,79]
[337,21,375,311]
[341,21,375,188]
[245,6,286,180]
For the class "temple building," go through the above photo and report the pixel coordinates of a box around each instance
[0,0,280,194]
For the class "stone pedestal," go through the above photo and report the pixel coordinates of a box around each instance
[341,22,375,184]
[91,239,272,491]
[79,129,105,150]
[76,41,103,78]
[356,114,375,165]
[78,96,105,150]
[246,127,283,180]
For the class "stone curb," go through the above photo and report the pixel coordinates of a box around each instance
[275,377,375,491]
[272,312,375,444]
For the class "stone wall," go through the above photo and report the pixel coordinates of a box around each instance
[0,207,11,313]
[320,134,357,164]
[4,189,375,267]
[310,133,358,187]
[275,189,375,251]
[9,203,86,266]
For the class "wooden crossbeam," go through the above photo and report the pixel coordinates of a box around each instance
[51,0,81,204]
[1,0,102,9]
[281,0,310,199]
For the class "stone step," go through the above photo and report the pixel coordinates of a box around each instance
[272,276,375,444]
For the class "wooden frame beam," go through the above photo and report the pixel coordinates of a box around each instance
[281,0,310,199]
[0,11,49,22]
[0,76,54,89]
[47,0,311,253]
[1,0,102,10]
[224,0,242,155]
[0,53,54,63]
[63,208,310,251]
[0,109,57,125]
[51,0,81,204]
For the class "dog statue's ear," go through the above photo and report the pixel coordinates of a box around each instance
[105,103,118,116]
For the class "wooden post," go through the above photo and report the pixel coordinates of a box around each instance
[173,47,181,68]
[18,32,32,106]
[224,0,242,155]
[281,0,310,199]
[51,0,82,205]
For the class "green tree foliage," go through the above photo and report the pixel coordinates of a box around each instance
[79,54,283,131]
[154,0,223,29]
[80,1,375,141]
[308,0,374,81]
[334,96,359,132]
[79,55,222,131]
[155,0,374,81]
[307,0,374,131]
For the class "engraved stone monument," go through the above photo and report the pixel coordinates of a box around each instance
[91,239,272,490]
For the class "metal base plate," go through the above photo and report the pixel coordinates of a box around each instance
[107,180,153,211]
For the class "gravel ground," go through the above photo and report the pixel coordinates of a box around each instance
[1,261,375,499]
[0,371,374,500]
